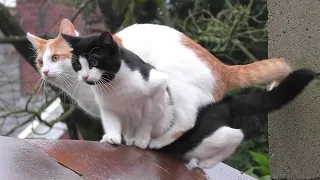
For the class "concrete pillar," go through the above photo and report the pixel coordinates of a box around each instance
[268,0,320,179]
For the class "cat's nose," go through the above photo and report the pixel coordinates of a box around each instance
[82,76,89,81]
[43,70,49,76]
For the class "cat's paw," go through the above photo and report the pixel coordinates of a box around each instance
[198,158,219,169]
[134,139,149,149]
[100,132,121,145]
[124,138,135,146]
[148,139,166,149]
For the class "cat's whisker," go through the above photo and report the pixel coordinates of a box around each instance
[58,75,71,90]
[99,81,109,100]
[101,77,118,93]
[98,80,105,95]
[28,44,37,53]
[50,71,78,78]
[95,81,103,98]
[99,80,111,95]
[56,74,66,87]
[36,79,45,95]
[59,76,71,89]
[71,80,81,96]
[60,75,76,90]
[60,74,76,87]
[28,55,38,60]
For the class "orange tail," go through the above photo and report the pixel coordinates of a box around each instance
[225,58,291,90]
[180,35,292,100]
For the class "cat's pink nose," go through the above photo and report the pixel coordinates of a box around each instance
[43,70,49,76]
[82,76,89,81]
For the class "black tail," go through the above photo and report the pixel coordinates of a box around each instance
[226,68,315,117]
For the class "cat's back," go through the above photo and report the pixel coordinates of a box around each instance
[116,24,210,74]
[116,23,181,46]
[117,24,215,108]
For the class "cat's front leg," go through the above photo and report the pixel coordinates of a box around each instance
[133,123,153,149]
[132,98,159,149]
[133,70,167,149]
[122,123,136,146]
[100,110,122,145]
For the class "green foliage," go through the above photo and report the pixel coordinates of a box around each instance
[174,0,267,65]
[244,151,271,180]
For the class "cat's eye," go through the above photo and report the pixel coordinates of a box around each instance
[89,59,98,66]
[37,59,43,67]
[74,61,81,68]
[52,55,60,62]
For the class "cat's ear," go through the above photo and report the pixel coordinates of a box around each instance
[99,32,114,46]
[26,33,47,49]
[59,19,79,36]
[61,33,80,47]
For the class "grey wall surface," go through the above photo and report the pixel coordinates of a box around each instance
[268,0,320,179]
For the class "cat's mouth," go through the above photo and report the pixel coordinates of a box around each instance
[85,80,105,85]
[86,81,95,85]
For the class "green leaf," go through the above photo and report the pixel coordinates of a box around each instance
[249,151,269,168]
[254,166,270,175]
[244,167,260,179]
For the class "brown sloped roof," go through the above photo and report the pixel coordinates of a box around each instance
[0,136,254,180]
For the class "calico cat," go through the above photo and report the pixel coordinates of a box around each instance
[61,32,174,149]
[27,19,292,148]
[26,20,100,118]
[158,68,315,169]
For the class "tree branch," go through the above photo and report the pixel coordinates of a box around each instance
[0,3,34,67]
[0,35,54,44]
[71,0,94,23]
[4,96,58,136]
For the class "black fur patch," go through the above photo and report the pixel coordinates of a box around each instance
[158,69,315,155]
[61,32,153,84]
[120,48,153,81]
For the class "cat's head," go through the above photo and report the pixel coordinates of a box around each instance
[26,19,79,81]
[61,32,121,85]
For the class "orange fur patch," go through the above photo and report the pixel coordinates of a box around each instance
[172,131,185,139]
[180,35,228,100]
[47,36,73,59]
[34,36,73,69]
[180,35,291,101]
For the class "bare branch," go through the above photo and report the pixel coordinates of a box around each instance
[4,95,58,136]
[49,105,75,126]
[44,15,63,34]
[71,0,95,23]
[0,35,55,44]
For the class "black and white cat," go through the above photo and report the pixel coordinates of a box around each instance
[158,68,315,168]
[61,32,175,149]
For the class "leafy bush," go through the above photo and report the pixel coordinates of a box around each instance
[244,151,270,180]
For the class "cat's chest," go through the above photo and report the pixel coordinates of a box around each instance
[94,87,146,114]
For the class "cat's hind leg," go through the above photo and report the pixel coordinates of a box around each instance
[185,126,244,169]
[148,106,197,149]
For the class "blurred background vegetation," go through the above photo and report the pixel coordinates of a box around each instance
[0,0,269,177]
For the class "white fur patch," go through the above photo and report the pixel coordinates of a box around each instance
[185,126,244,169]
[78,56,103,82]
